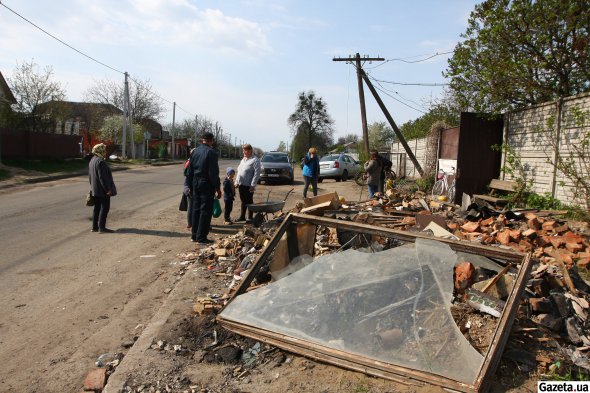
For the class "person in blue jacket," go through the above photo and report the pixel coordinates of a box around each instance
[302,147,319,198]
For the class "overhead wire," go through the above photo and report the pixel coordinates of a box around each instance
[366,50,454,70]
[0,1,124,75]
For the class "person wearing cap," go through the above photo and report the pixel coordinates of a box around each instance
[223,167,236,224]
[187,132,222,244]
[235,143,261,223]
[88,143,117,233]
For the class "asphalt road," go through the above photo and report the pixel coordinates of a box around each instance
[0,159,367,392]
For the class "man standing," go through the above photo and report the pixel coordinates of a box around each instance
[187,132,221,244]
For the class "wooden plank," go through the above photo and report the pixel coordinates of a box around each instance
[303,192,340,208]
[474,253,533,392]
[489,179,517,192]
[472,194,507,204]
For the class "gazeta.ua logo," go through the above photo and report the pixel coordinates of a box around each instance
[538,381,590,392]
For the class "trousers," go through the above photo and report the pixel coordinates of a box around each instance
[191,179,215,241]
[92,196,111,230]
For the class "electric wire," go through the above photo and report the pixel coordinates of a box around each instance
[0,1,124,75]
[366,50,454,70]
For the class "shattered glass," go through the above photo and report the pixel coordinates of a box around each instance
[221,238,484,384]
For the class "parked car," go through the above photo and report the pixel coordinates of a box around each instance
[258,151,294,184]
[318,154,361,182]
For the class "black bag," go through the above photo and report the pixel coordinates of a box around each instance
[179,193,188,211]
[86,191,95,207]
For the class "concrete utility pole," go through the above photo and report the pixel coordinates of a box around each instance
[125,79,134,159]
[122,72,129,158]
[333,54,384,157]
[171,102,176,160]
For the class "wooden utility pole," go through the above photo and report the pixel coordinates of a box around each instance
[359,68,424,176]
[333,54,384,157]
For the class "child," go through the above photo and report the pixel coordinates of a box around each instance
[223,167,236,224]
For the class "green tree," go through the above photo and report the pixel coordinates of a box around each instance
[290,123,332,161]
[288,91,334,150]
[444,0,590,113]
[367,121,394,150]
[400,98,460,140]
[276,141,287,152]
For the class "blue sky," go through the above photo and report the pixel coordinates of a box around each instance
[0,0,478,151]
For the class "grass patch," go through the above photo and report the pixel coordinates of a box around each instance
[0,168,11,181]
[3,158,88,174]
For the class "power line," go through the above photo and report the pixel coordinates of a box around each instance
[372,83,427,114]
[367,75,429,111]
[366,50,454,69]
[369,77,449,87]
[0,1,124,75]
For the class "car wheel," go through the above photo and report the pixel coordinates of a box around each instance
[341,170,348,182]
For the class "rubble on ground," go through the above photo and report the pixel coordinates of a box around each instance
[140,187,590,391]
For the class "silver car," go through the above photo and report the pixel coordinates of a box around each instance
[318,154,361,182]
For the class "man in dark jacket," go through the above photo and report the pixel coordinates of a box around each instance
[377,153,393,193]
[187,132,221,244]
[89,143,117,233]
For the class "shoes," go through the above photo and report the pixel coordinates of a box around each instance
[98,228,115,233]
[197,238,214,244]
[191,238,197,242]
[91,229,98,232]
[224,220,233,225]
[236,216,246,222]
[245,219,252,224]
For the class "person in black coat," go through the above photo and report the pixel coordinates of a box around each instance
[88,143,117,233]
[187,132,221,244]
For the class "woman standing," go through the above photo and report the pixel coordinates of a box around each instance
[235,144,261,223]
[89,143,117,233]
[302,147,320,198]
[364,149,382,199]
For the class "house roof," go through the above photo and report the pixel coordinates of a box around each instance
[0,71,17,104]
[35,101,122,117]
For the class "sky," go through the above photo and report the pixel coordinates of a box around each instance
[0,0,479,151]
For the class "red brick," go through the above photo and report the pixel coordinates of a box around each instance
[542,221,557,231]
[447,222,458,230]
[454,262,475,293]
[536,236,552,247]
[461,221,480,233]
[563,231,584,244]
[522,229,537,239]
[550,237,565,249]
[510,229,522,241]
[554,224,569,233]
[566,242,584,253]
[519,239,533,252]
[524,212,538,220]
[527,218,541,230]
[480,217,494,227]
[496,230,511,245]
[577,258,590,269]
[84,368,106,391]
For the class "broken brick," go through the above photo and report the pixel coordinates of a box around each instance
[554,224,569,234]
[83,368,106,392]
[529,297,552,314]
[522,229,537,239]
[549,237,565,249]
[527,217,541,230]
[454,262,475,293]
[461,221,480,233]
[496,230,511,245]
[566,242,584,253]
[480,217,494,227]
[542,221,557,231]
[509,229,522,241]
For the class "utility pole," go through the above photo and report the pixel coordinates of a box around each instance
[125,79,134,159]
[228,133,231,158]
[194,115,198,149]
[333,54,384,157]
[171,102,176,159]
[122,72,129,158]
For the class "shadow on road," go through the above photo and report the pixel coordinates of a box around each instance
[115,228,188,237]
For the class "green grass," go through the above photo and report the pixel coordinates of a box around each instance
[0,168,11,181]
[2,158,88,174]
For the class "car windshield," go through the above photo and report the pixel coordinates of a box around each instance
[320,155,339,162]
[262,154,289,163]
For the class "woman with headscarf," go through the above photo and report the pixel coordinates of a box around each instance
[89,143,117,233]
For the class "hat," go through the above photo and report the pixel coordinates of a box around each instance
[201,132,214,141]
[226,167,235,175]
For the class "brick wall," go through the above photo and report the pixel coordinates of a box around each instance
[503,92,590,206]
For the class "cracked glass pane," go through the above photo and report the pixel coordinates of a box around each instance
[221,238,483,384]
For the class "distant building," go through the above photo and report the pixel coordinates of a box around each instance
[0,71,17,106]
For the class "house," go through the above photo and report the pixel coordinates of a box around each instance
[0,71,17,106]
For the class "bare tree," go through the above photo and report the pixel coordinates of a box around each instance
[84,77,165,121]
[8,59,66,113]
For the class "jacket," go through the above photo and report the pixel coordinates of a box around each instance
[364,158,382,186]
[89,155,117,197]
[187,143,221,191]
[302,154,319,178]
[223,178,235,201]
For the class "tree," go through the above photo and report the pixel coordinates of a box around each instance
[444,0,590,114]
[97,115,143,145]
[276,141,287,152]
[400,95,461,140]
[290,122,333,161]
[336,134,359,145]
[8,59,66,113]
[367,121,394,150]
[84,77,165,121]
[288,91,335,150]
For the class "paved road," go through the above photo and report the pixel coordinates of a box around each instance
[0,160,241,392]
[0,158,366,392]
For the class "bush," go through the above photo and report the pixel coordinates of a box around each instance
[525,192,563,210]
[415,174,435,192]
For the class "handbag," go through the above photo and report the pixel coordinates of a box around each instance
[212,197,222,218]
[179,193,188,211]
[86,191,95,207]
